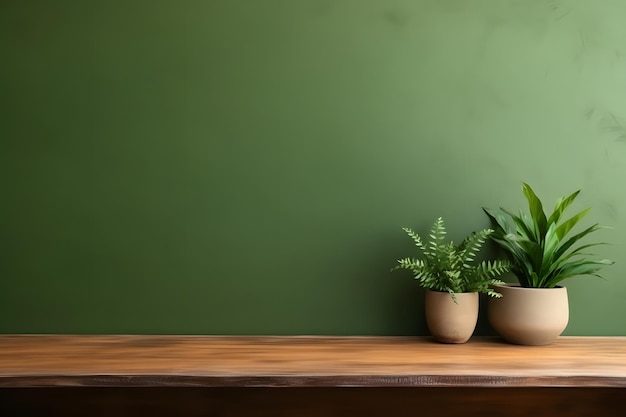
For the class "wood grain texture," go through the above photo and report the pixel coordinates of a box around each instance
[0,335,625,388]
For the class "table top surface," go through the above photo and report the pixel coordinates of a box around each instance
[0,335,625,387]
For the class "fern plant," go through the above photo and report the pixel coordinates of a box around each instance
[483,183,614,288]
[393,217,510,299]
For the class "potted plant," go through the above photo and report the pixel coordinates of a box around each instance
[484,183,614,345]
[393,217,510,344]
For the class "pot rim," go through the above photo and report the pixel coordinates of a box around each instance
[492,283,566,290]
[425,289,479,295]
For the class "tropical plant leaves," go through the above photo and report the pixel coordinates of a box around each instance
[483,183,614,288]
[522,182,547,239]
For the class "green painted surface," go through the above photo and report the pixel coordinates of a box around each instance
[1,0,625,335]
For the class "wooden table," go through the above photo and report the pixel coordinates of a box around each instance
[1,335,625,416]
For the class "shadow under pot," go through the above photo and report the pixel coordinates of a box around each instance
[488,284,569,346]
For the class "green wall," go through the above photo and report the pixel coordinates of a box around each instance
[1,0,625,335]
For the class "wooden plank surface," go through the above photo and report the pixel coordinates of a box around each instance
[0,335,625,388]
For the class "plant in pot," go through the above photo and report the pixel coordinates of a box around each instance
[393,217,510,344]
[484,183,614,345]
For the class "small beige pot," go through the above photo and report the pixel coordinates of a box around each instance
[425,290,479,344]
[488,284,569,346]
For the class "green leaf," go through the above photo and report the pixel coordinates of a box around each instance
[483,207,513,235]
[502,208,534,241]
[539,222,560,283]
[554,208,591,240]
[553,223,603,261]
[547,189,581,226]
[394,217,510,298]
[483,182,613,288]
[401,228,425,251]
[522,182,547,239]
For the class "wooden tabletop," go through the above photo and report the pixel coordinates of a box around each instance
[0,335,625,388]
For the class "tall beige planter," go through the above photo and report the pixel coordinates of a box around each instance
[425,290,478,344]
[488,284,569,346]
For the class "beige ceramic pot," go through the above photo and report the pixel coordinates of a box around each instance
[425,290,479,344]
[488,284,569,346]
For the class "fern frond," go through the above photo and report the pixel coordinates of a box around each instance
[394,217,510,299]
[459,229,492,264]
[401,227,425,252]
[426,217,447,258]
